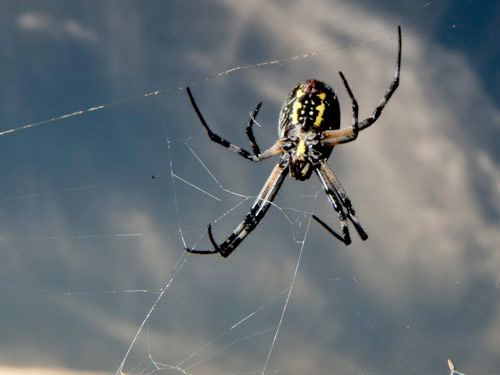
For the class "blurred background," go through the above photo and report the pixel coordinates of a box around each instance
[0,1,499,374]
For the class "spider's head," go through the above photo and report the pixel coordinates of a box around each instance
[289,156,313,180]
[281,126,320,181]
[301,79,324,95]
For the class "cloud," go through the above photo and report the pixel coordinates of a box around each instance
[17,12,97,44]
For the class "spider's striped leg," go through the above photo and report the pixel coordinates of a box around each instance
[313,162,352,245]
[246,102,262,154]
[335,70,359,143]
[186,157,290,257]
[323,25,401,145]
[321,127,359,147]
[312,214,350,245]
[186,87,281,162]
[317,162,368,240]
[359,25,401,130]
[320,71,359,146]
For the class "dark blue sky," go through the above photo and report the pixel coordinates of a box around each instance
[0,1,498,374]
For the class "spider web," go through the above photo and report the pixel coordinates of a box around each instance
[1,2,499,375]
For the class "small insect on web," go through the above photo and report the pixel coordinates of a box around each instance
[185,26,402,258]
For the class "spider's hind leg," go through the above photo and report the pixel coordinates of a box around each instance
[186,87,281,162]
[313,161,368,244]
[327,173,368,240]
[185,159,290,257]
[312,214,351,245]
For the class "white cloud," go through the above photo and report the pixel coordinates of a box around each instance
[17,12,97,44]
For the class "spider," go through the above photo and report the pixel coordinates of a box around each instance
[185,26,401,257]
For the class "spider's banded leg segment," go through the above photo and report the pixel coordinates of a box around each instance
[322,26,400,147]
[320,72,360,146]
[359,25,401,130]
[312,214,349,244]
[321,127,359,146]
[318,162,368,240]
[186,158,290,257]
[313,163,352,245]
[339,71,359,141]
[186,88,280,162]
[212,160,289,257]
[246,102,262,154]
[313,162,368,244]
[186,87,255,160]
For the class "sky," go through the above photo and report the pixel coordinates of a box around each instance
[0,1,499,374]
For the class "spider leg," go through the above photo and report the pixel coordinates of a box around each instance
[186,157,290,257]
[313,163,352,245]
[320,26,401,147]
[311,214,347,244]
[321,71,359,146]
[359,25,401,130]
[186,87,281,161]
[313,161,368,244]
[318,162,368,240]
[246,102,262,154]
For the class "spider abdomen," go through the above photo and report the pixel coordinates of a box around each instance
[279,79,341,137]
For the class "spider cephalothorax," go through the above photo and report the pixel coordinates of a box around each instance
[185,26,402,257]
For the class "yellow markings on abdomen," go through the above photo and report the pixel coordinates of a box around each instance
[314,92,327,127]
[295,87,305,98]
[291,100,302,125]
[291,87,306,124]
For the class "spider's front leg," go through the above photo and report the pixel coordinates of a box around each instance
[359,25,401,130]
[186,87,281,162]
[246,102,262,154]
[321,25,401,146]
[321,71,359,146]
[186,157,290,257]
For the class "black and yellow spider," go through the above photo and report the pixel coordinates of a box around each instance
[185,26,401,257]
